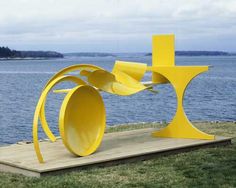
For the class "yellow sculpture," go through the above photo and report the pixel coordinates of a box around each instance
[33,34,214,163]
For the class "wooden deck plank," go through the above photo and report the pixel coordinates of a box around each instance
[0,128,232,177]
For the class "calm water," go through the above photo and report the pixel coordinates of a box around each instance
[0,54,235,144]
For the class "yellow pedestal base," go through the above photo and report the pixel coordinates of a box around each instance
[149,66,215,140]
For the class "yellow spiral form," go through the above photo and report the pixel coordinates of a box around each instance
[33,75,86,163]
[33,64,105,163]
[33,62,149,163]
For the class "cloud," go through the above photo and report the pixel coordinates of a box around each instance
[0,0,235,52]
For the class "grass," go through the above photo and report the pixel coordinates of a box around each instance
[0,122,236,188]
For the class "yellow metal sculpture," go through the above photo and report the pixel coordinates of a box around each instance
[33,34,215,163]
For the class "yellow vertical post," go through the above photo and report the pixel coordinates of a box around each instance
[152,34,175,84]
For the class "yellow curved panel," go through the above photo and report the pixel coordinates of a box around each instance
[112,70,146,89]
[59,85,106,156]
[111,82,145,96]
[112,61,147,81]
[87,70,115,93]
[87,69,147,96]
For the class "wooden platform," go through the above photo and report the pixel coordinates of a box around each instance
[0,128,232,177]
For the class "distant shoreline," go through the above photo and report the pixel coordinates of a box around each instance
[64,51,236,57]
[145,51,236,56]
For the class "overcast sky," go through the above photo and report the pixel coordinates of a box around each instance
[0,0,235,52]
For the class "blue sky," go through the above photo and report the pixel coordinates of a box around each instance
[0,0,235,53]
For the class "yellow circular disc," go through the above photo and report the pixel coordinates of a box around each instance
[59,85,106,156]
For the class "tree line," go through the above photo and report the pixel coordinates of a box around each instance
[0,46,63,58]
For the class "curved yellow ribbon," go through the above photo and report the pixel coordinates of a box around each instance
[33,75,87,163]
[39,64,104,142]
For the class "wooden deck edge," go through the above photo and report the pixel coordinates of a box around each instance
[0,163,40,177]
[39,137,232,177]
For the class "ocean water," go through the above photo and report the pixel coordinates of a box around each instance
[0,54,235,144]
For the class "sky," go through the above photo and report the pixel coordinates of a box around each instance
[0,0,236,53]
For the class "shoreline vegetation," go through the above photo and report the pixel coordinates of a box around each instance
[0,121,235,187]
[0,47,63,60]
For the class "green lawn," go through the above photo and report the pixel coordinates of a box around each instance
[0,122,235,188]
